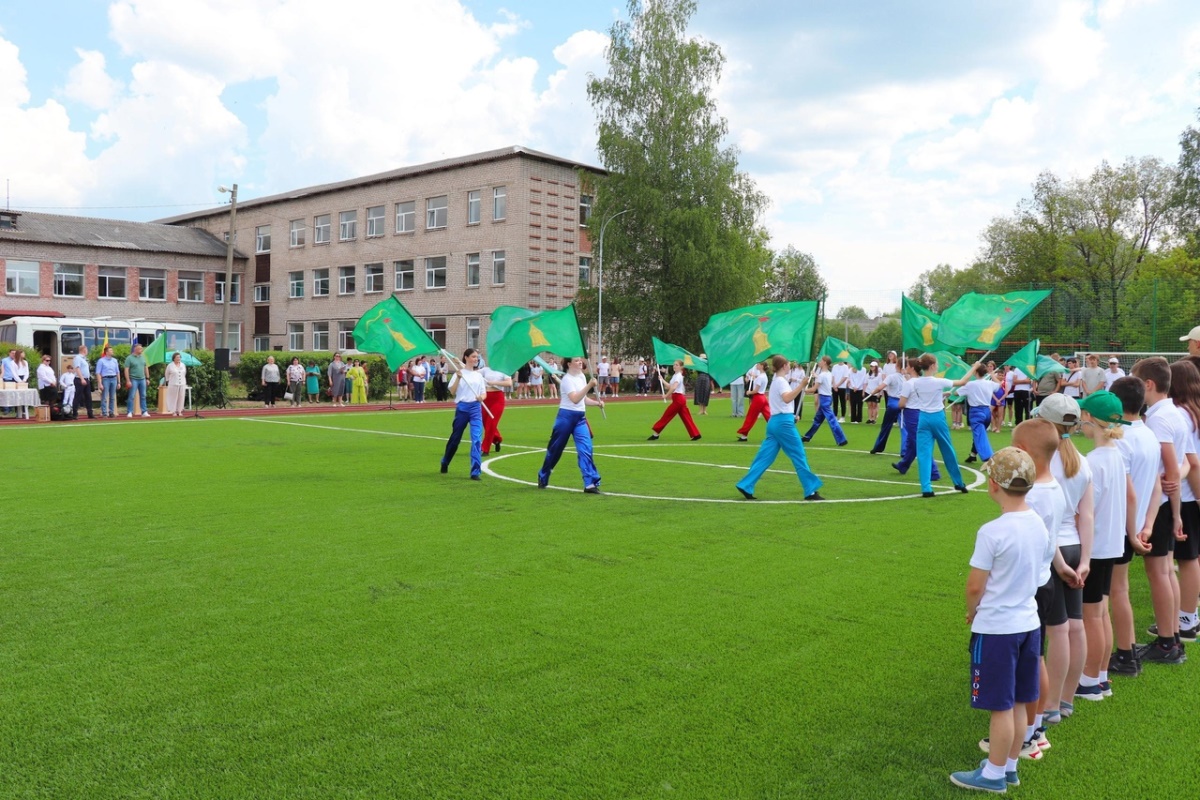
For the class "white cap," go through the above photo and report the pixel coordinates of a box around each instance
[1180,325,1200,342]
[1109,357,1120,363]
[870,361,878,366]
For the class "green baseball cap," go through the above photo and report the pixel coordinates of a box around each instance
[1078,391,1130,426]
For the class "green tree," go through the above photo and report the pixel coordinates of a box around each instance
[866,319,902,355]
[907,262,999,312]
[583,0,771,354]
[761,246,827,303]
[836,305,868,320]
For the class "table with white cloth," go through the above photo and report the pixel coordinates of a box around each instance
[0,388,41,419]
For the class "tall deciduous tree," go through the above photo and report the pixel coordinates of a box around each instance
[761,246,827,303]
[582,0,770,355]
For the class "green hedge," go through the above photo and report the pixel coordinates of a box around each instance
[232,352,393,401]
[85,345,229,410]
[0,341,42,382]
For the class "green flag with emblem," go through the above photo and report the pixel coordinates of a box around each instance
[935,291,1052,351]
[352,296,441,371]
[486,304,586,376]
[902,295,946,352]
[651,337,708,372]
[700,301,819,389]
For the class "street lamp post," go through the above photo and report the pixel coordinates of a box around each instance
[596,208,629,364]
[218,184,238,356]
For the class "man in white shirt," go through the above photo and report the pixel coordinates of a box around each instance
[36,354,57,405]
[1103,357,1126,390]
[830,359,850,422]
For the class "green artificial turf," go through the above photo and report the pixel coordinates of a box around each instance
[1,398,1187,799]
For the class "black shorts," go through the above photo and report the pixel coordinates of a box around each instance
[1116,535,1134,566]
[1175,501,1200,561]
[1035,576,1064,628]
[1050,544,1083,621]
[1082,557,1116,604]
[1149,503,1178,557]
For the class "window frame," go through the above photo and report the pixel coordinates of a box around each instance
[466,253,480,288]
[253,284,271,303]
[395,201,416,233]
[288,270,304,299]
[138,268,167,301]
[313,214,331,244]
[313,268,330,297]
[289,219,306,248]
[366,205,385,238]
[394,260,414,292]
[53,262,85,298]
[426,196,448,230]
[214,273,241,305]
[97,265,127,300]
[287,322,305,351]
[5,259,40,296]
[492,250,506,285]
[338,210,357,242]
[338,265,356,295]
[493,186,507,221]
[312,321,330,351]
[467,190,481,225]
[255,225,271,253]
[425,256,447,290]
[364,262,384,294]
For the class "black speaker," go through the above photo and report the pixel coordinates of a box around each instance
[214,348,230,372]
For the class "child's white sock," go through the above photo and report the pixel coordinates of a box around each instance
[1005,758,1018,773]
[1025,723,1036,741]
[1099,669,1108,682]
[1033,713,1043,729]
[1079,674,1100,687]
[1181,610,1198,628]
[981,761,1006,781]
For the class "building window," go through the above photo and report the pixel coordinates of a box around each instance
[466,253,480,288]
[466,317,480,350]
[492,250,506,285]
[395,201,415,233]
[426,196,447,229]
[177,270,203,302]
[364,262,384,293]
[366,205,385,238]
[338,209,355,241]
[254,284,271,303]
[467,190,481,224]
[287,322,304,351]
[255,225,271,253]
[338,320,355,351]
[139,268,166,300]
[425,256,446,289]
[338,266,356,295]
[394,260,414,291]
[493,186,507,221]
[98,265,126,299]
[314,214,331,244]
[288,271,304,299]
[254,336,271,352]
[218,322,242,352]
[579,194,593,226]
[214,273,241,304]
[5,259,39,296]
[313,268,330,297]
[290,219,306,248]
[425,317,446,348]
[579,256,591,286]
[54,263,85,298]
[312,322,329,351]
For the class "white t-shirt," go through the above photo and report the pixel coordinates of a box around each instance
[749,372,768,395]
[37,363,56,389]
[788,367,804,389]
[831,363,850,387]
[815,371,833,397]
[864,373,882,395]
[848,369,866,390]
[410,363,426,382]
[638,363,648,379]
[907,376,953,413]
[597,361,610,378]
[1004,370,1015,392]
[1063,370,1083,398]
[882,362,898,376]
[481,368,509,389]
[1103,367,1126,389]
[884,372,906,398]
[969,509,1046,634]
[768,374,795,415]
[1144,398,1196,505]
[453,369,487,403]
[1011,368,1030,392]
[530,365,544,385]
[669,371,686,395]
[961,378,996,407]
[1087,445,1128,559]
[1050,450,1093,547]
[1118,420,1163,530]
[559,372,588,411]
[1183,412,1200,504]
[1025,480,1066,585]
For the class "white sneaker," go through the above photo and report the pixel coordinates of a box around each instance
[127,412,133,418]
[837,417,845,423]
[142,412,150,417]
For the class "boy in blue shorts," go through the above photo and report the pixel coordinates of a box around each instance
[952,447,1047,793]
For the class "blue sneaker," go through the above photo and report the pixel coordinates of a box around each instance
[977,759,1020,787]
[950,764,1007,793]
[1100,680,1113,697]
[1074,682,1105,701]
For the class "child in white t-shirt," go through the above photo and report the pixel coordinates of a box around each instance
[952,447,1046,793]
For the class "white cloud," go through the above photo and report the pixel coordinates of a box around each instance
[64,49,123,109]
[0,36,95,208]
[1028,1,1106,90]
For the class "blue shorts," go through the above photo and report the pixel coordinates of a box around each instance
[970,629,1041,711]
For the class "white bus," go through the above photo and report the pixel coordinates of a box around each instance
[0,315,200,370]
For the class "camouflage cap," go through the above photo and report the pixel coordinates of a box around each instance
[988,446,1035,492]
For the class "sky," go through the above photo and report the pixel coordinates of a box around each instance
[1,0,1198,315]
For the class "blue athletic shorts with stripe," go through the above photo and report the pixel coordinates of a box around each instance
[969,629,1041,711]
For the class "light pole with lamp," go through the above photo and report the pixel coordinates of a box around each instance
[217,184,238,363]
[596,208,629,366]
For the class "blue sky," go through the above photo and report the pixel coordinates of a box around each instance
[1,0,1198,313]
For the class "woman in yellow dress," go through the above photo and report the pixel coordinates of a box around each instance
[349,360,368,405]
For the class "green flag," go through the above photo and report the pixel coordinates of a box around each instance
[699,301,818,388]
[352,296,440,371]
[142,334,167,365]
[816,336,859,364]
[901,295,944,352]
[930,350,973,380]
[934,290,1052,350]
[651,337,708,372]
[1035,355,1068,379]
[1003,340,1041,379]
[486,304,586,376]
[850,348,882,369]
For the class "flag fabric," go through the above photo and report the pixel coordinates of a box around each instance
[934,290,1052,350]
[1003,340,1041,378]
[699,301,819,388]
[816,336,858,364]
[1035,355,1068,378]
[901,295,944,352]
[929,350,973,380]
[651,337,708,372]
[533,355,563,376]
[850,347,882,369]
[352,296,441,371]
[486,304,586,376]
[142,334,167,365]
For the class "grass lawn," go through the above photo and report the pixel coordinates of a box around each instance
[2,396,1189,799]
